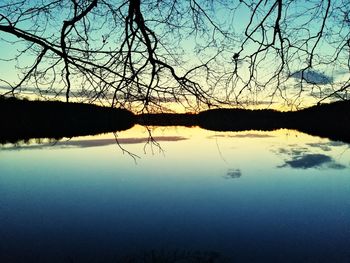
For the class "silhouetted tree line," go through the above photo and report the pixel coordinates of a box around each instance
[1,96,350,144]
[0,96,134,143]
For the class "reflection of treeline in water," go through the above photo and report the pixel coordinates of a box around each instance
[2,96,350,144]
[138,101,350,143]
[289,101,350,143]
[1,97,135,143]
[196,101,350,143]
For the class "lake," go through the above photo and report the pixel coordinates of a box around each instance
[1,125,350,262]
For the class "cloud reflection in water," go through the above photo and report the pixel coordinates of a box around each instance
[224,168,242,179]
[275,141,348,170]
[1,136,188,151]
[208,133,274,139]
[279,153,346,169]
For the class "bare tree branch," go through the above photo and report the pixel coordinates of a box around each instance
[0,0,349,110]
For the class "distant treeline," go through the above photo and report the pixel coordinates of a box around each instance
[137,100,350,143]
[1,97,135,143]
[1,96,350,144]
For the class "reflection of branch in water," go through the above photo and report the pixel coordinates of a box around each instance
[143,126,164,156]
[113,132,140,163]
[335,144,350,161]
[214,132,228,165]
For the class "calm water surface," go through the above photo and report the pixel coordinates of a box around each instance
[1,125,350,262]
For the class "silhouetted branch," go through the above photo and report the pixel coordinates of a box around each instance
[113,132,140,163]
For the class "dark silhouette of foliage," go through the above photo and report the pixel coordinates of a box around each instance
[1,91,350,145]
[0,96,134,143]
[197,100,350,143]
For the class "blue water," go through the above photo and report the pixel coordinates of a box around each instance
[1,126,350,262]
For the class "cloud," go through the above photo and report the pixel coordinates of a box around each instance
[290,70,333,85]
[279,153,346,170]
[333,69,350,77]
[0,86,179,103]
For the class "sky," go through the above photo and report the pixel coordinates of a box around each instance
[0,0,349,111]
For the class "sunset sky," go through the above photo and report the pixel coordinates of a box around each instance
[1,0,349,111]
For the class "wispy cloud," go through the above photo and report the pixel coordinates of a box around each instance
[290,70,333,85]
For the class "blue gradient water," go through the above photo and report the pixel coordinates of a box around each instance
[1,126,350,262]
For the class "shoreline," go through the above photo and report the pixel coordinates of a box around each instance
[1,97,350,144]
